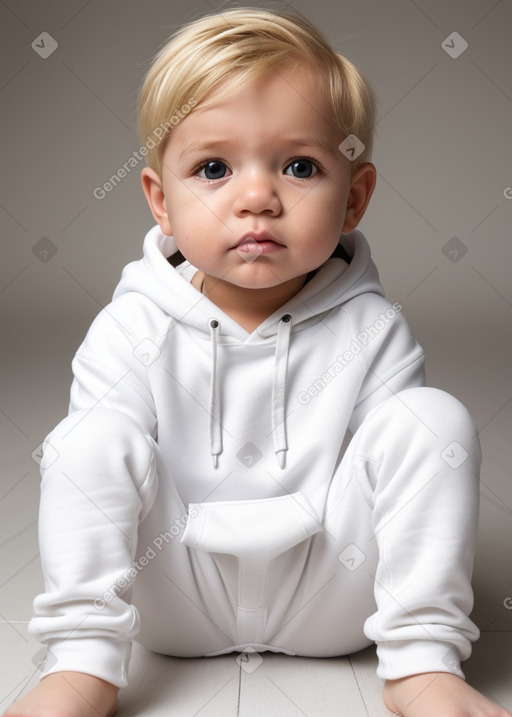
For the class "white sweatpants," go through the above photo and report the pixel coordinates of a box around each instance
[28,387,481,688]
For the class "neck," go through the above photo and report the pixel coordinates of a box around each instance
[201,274,308,332]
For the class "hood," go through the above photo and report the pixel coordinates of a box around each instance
[113,225,384,339]
[112,225,385,469]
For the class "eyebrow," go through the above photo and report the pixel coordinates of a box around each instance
[178,140,231,161]
[288,135,338,158]
[177,135,337,161]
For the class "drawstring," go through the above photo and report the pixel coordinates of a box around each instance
[207,313,292,470]
[208,319,222,468]
[272,314,292,469]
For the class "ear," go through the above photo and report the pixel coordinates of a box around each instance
[140,167,173,236]
[342,162,377,233]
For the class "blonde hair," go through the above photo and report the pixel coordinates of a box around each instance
[137,7,374,176]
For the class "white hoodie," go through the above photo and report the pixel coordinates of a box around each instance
[31,230,482,686]
[68,224,425,521]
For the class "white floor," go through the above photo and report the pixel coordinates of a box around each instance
[2,629,512,715]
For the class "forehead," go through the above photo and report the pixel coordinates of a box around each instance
[167,65,340,151]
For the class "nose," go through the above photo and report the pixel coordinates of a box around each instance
[232,168,282,217]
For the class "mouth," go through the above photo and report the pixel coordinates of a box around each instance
[234,231,285,257]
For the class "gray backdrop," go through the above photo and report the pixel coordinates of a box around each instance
[1,0,511,654]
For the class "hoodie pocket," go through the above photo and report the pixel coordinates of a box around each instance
[181,492,322,644]
[181,491,321,560]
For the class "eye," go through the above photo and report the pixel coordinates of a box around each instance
[284,158,318,179]
[197,160,229,180]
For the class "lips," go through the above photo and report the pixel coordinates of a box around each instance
[234,231,285,257]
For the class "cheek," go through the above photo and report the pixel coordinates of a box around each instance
[304,179,348,218]
[300,195,347,238]
[321,185,349,215]
[168,182,229,227]
[172,222,219,266]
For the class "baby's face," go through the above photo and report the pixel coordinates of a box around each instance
[157,64,361,289]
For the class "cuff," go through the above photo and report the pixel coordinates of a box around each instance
[375,640,466,681]
[37,637,132,688]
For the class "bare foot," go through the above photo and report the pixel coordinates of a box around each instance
[3,671,119,717]
[384,671,511,717]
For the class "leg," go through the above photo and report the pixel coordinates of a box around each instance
[361,387,481,679]
[5,408,159,716]
[351,387,509,716]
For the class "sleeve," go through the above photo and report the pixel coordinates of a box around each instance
[348,298,426,435]
[67,297,159,439]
